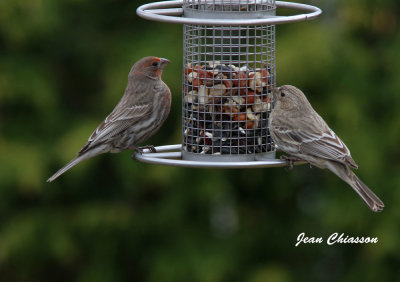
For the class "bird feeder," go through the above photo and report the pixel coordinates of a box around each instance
[136,0,321,168]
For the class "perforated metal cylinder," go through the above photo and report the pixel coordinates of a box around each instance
[182,0,276,161]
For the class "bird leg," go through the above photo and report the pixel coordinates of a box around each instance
[280,155,305,170]
[130,145,157,160]
[137,145,157,153]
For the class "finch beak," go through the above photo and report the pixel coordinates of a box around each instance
[160,58,171,69]
[273,86,280,95]
[272,86,280,104]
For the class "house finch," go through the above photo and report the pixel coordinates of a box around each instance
[47,56,171,182]
[269,85,384,212]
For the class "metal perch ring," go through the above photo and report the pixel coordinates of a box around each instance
[135,144,306,168]
[137,0,322,26]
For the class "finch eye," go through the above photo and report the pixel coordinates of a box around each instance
[281,92,285,97]
[152,61,158,67]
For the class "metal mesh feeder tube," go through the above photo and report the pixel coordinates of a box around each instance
[182,0,275,162]
[136,0,322,168]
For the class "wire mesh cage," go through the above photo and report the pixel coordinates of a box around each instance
[136,0,321,167]
[182,0,276,161]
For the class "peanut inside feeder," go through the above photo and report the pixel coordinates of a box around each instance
[183,62,273,158]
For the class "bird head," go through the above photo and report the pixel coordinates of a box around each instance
[272,85,312,112]
[130,56,171,80]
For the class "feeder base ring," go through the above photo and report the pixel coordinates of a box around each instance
[135,144,306,168]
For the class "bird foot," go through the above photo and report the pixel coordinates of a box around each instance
[280,155,304,170]
[137,145,157,154]
[131,145,157,160]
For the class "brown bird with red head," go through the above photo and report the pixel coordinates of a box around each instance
[47,56,171,182]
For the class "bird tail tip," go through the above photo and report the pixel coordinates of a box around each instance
[329,162,385,212]
[353,173,384,212]
[46,174,60,183]
[47,145,108,182]
[46,155,86,183]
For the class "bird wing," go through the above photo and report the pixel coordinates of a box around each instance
[79,103,153,154]
[271,115,358,169]
[298,128,358,169]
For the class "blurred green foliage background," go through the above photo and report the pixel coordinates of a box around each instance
[0,0,399,281]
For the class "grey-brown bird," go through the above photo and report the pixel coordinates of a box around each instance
[269,85,384,212]
[47,56,171,182]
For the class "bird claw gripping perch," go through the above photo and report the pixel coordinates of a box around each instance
[280,155,305,170]
[137,145,158,154]
[131,146,157,160]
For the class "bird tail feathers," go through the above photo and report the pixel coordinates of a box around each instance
[47,154,89,182]
[327,162,384,212]
[47,145,108,182]
[350,172,384,212]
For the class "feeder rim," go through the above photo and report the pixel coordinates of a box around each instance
[136,0,322,26]
[135,144,306,168]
